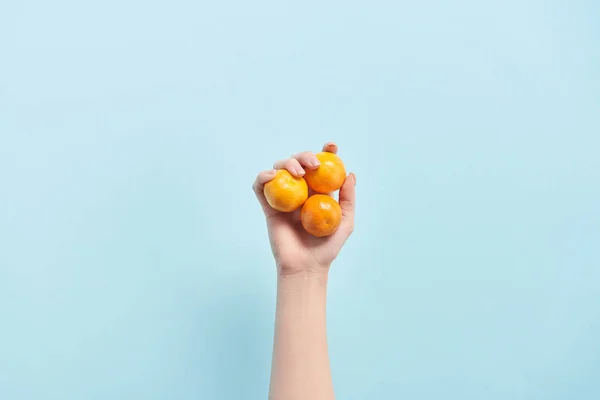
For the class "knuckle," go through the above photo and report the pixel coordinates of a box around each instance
[286,158,300,168]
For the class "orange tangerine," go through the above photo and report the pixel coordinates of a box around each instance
[304,152,346,194]
[263,170,308,212]
[300,194,342,237]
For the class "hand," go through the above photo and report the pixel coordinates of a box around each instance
[253,142,356,276]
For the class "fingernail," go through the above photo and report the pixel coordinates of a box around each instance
[269,169,277,174]
[351,173,356,185]
[310,158,320,167]
[295,168,305,176]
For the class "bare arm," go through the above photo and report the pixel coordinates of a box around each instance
[270,272,333,399]
[252,142,356,400]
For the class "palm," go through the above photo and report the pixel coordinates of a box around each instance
[267,211,342,273]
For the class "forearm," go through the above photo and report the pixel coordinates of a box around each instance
[269,269,335,400]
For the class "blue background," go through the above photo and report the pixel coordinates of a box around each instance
[1,0,599,399]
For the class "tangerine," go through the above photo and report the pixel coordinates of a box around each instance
[263,170,308,212]
[304,152,346,194]
[300,194,342,237]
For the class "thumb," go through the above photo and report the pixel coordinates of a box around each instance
[338,173,356,232]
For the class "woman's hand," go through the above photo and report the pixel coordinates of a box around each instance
[253,142,356,276]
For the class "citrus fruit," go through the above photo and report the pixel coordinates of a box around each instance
[263,170,308,212]
[300,194,343,237]
[304,152,346,194]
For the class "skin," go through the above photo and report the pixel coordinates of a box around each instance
[252,142,356,400]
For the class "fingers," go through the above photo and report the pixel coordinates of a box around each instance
[322,142,338,154]
[273,151,321,176]
[273,158,304,177]
[338,173,356,233]
[252,169,278,216]
[292,151,321,170]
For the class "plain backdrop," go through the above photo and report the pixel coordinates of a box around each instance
[1,1,599,399]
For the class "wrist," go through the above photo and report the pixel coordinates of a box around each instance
[276,268,330,287]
